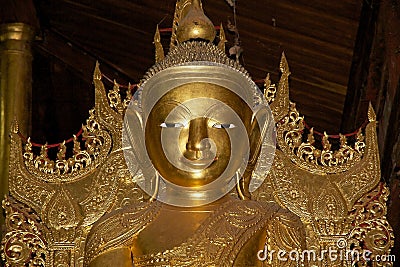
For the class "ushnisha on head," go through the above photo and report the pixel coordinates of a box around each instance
[175,0,216,43]
[122,0,276,207]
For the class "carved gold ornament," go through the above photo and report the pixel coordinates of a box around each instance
[1,0,394,266]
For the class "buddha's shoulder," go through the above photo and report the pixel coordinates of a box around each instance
[85,201,161,263]
[84,199,304,263]
[227,199,302,223]
[244,199,307,250]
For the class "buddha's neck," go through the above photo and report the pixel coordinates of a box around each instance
[160,194,233,212]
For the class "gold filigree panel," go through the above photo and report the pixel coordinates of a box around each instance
[1,49,393,267]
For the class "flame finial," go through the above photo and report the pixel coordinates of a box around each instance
[368,102,376,122]
[154,25,164,63]
[176,0,216,43]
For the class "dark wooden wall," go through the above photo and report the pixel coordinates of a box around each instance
[375,0,400,262]
[28,0,363,135]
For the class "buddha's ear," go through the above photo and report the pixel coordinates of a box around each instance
[238,106,271,200]
[249,106,270,165]
[123,107,148,167]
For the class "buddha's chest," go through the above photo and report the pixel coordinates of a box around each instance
[130,207,212,255]
[130,202,269,266]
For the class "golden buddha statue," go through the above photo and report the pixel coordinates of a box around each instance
[84,1,306,266]
[1,0,394,266]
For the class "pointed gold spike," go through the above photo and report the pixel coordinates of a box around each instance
[73,135,80,155]
[264,73,272,100]
[154,25,165,63]
[263,73,277,103]
[279,52,290,75]
[127,82,133,100]
[113,79,120,92]
[339,133,347,147]
[170,0,181,49]
[272,52,291,122]
[57,141,67,161]
[356,128,365,142]
[123,83,133,107]
[368,102,376,122]
[40,143,48,158]
[307,128,315,144]
[82,124,89,138]
[217,23,227,52]
[322,132,331,151]
[93,61,102,81]
[264,73,271,90]
[10,117,19,134]
[23,137,34,161]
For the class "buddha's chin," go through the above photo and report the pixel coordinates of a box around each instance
[179,155,217,170]
[159,168,228,187]
[162,175,216,187]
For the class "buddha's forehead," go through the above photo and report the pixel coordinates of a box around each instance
[149,84,250,120]
[139,64,260,120]
[159,82,245,104]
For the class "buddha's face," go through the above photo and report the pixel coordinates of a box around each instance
[144,82,256,187]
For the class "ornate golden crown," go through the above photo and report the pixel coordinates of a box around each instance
[1,0,394,266]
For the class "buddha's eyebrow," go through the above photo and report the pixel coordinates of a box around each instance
[204,103,221,117]
[164,100,192,116]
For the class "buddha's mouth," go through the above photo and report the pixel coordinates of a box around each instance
[179,155,218,170]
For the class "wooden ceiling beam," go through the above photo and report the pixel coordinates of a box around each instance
[32,0,365,134]
[235,1,360,49]
[34,29,133,84]
[284,0,362,20]
[234,13,354,58]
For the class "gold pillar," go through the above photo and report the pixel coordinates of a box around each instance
[0,23,34,218]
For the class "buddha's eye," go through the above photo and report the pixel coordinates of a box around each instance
[160,122,186,128]
[212,123,236,129]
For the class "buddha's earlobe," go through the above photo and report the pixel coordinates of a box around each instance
[149,171,160,202]
[249,107,269,164]
[239,107,270,199]
[237,170,251,200]
[124,107,158,191]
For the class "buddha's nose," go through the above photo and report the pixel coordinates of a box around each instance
[184,117,211,160]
